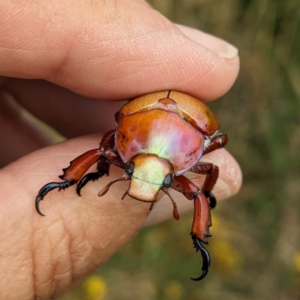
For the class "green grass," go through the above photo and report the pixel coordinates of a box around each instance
[62,1,300,299]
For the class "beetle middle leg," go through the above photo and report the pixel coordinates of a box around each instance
[189,162,219,208]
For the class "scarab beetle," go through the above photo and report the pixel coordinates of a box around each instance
[36,90,228,280]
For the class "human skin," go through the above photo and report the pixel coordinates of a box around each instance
[0,0,241,299]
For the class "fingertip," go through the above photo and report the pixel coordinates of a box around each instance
[176,24,239,60]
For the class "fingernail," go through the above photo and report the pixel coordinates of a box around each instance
[216,42,239,59]
[176,24,239,59]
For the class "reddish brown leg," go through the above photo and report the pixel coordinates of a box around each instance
[74,130,126,196]
[35,130,126,216]
[36,148,102,215]
[189,162,219,208]
[76,150,125,196]
[171,175,212,280]
[203,132,228,155]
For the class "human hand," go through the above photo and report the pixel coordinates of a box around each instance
[0,0,241,298]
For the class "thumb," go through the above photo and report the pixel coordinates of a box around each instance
[0,136,150,299]
[0,133,241,299]
[1,0,239,101]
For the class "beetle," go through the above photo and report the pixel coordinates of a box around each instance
[35,90,228,280]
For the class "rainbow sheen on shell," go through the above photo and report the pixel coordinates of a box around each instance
[115,109,205,175]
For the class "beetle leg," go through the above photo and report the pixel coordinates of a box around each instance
[171,175,212,280]
[76,150,126,196]
[189,162,219,209]
[76,129,126,195]
[35,181,74,216]
[149,202,155,211]
[191,232,211,281]
[203,132,228,155]
[76,161,109,196]
[36,148,101,216]
[190,192,213,281]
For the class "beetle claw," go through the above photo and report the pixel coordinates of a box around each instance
[35,181,74,216]
[35,194,45,216]
[190,233,211,281]
[76,170,109,196]
[203,190,217,209]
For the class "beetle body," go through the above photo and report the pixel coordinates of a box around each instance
[36,90,228,280]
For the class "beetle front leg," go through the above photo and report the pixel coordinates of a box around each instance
[76,129,126,195]
[36,130,121,215]
[171,175,212,280]
[36,148,102,215]
[76,151,126,196]
[75,160,110,196]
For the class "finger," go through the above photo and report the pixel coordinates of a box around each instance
[0,134,241,298]
[1,0,239,101]
[175,24,238,60]
[2,79,124,139]
[0,135,149,299]
[0,89,54,167]
[0,131,241,299]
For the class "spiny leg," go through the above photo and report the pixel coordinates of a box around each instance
[76,150,126,196]
[171,175,212,280]
[191,233,211,281]
[76,129,126,196]
[36,181,75,216]
[76,161,109,196]
[199,131,227,207]
[190,192,212,281]
[36,148,101,216]
[36,130,120,215]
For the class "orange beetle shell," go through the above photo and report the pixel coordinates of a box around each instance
[115,90,220,136]
[115,108,204,175]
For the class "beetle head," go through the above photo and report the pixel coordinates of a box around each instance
[125,154,173,202]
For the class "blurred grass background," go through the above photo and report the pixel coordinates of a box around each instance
[61,0,300,299]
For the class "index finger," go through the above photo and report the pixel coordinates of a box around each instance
[1,0,239,101]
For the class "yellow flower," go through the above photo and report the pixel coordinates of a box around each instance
[293,253,300,272]
[83,275,107,300]
[163,281,184,300]
[211,239,243,272]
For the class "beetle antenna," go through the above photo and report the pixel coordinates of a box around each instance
[121,190,128,200]
[162,188,180,220]
[98,177,130,197]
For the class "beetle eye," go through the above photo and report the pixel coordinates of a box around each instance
[163,174,173,188]
[125,162,134,175]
